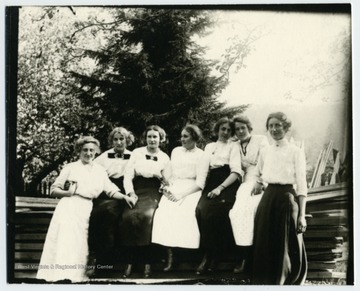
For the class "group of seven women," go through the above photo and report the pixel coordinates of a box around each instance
[36,111,308,285]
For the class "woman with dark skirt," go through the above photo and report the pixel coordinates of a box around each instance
[119,125,170,278]
[87,127,134,272]
[251,112,308,285]
[195,117,242,274]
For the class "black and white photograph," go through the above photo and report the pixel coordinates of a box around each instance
[4,0,355,286]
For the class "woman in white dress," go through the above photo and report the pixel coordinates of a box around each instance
[88,127,134,271]
[195,117,242,274]
[36,136,135,283]
[119,125,170,278]
[251,112,307,284]
[152,124,207,271]
[228,115,269,273]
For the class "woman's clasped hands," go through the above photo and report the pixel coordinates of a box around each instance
[125,192,138,209]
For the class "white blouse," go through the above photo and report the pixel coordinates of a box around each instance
[50,160,119,199]
[123,146,170,194]
[165,146,208,189]
[95,148,132,179]
[239,135,269,170]
[202,140,242,176]
[255,138,308,196]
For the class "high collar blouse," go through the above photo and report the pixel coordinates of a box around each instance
[123,146,170,194]
[255,138,308,196]
[50,160,120,199]
[165,146,207,190]
[95,148,132,179]
[202,140,242,176]
[239,135,269,170]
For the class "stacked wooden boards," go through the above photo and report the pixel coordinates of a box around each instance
[13,196,58,280]
[304,182,350,280]
[12,182,351,282]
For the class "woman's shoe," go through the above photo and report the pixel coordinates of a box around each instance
[195,254,208,275]
[122,264,132,278]
[163,248,173,272]
[233,260,246,274]
[86,253,96,277]
[207,258,217,272]
[144,264,151,278]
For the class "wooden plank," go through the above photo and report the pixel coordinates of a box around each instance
[14,217,52,225]
[307,216,348,226]
[307,189,348,202]
[13,272,37,279]
[307,182,348,195]
[15,225,50,233]
[307,200,349,212]
[15,243,44,251]
[14,251,42,261]
[304,229,348,238]
[308,209,346,217]
[306,271,346,279]
[15,233,47,241]
[313,141,333,188]
[310,149,324,188]
[308,261,337,270]
[305,241,342,249]
[15,196,59,204]
[304,236,343,243]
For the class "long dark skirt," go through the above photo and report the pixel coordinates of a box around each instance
[252,184,307,285]
[88,177,125,256]
[118,176,161,246]
[195,165,240,257]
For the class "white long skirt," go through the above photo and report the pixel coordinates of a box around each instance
[229,177,263,246]
[152,179,201,249]
[36,195,92,282]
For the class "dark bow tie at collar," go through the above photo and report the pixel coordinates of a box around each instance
[146,154,158,161]
[108,153,131,159]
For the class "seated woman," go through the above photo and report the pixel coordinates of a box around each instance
[36,136,135,283]
[195,117,242,274]
[251,112,307,285]
[87,127,134,270]
[119,125,170,278]
[152,124,207,271]
[229,115,269,273]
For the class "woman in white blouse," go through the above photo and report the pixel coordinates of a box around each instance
[119,125,170,278]
[36,136,135,283]
[87,127,134,273]
[251,112,307,285]
[195,117,242,274]
[228,115,269,273]
[152,124,207,272]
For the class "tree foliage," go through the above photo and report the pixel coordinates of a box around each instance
[16,7,251,196]
[70,8,247,150]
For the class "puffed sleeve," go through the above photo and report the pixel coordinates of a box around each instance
[295,148,308,197]
[229,142,243,176]
[195,151,208,189]
[50,164,71,194]
[123,149,138,194]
